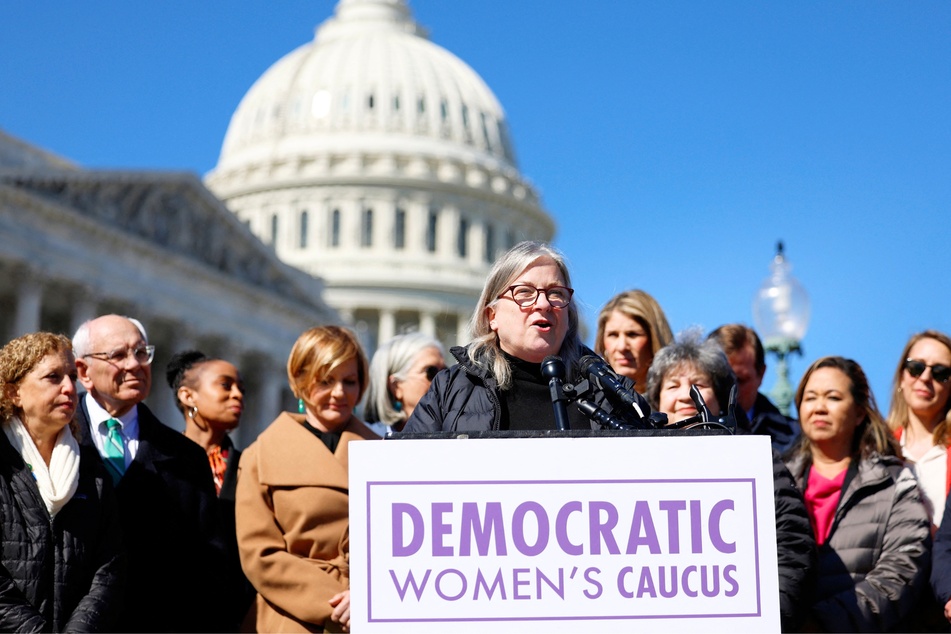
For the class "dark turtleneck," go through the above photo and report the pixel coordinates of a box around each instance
[302,418,343,453]
[501,353,588,431]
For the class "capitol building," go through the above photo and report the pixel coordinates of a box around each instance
[206,0,553,352]
[0,0,553,441]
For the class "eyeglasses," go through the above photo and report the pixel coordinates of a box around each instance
[904,359,951,384]
[499,285,574,308]
[83,345,155,366]
[424,365,444,381]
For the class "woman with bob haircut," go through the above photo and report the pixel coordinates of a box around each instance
[364,332,446,434]
[595,289,673,393]
[236,325,379,632]
[0,332,124,631]
[887,330,951,529]
[785,355,931,632]
[405,241,648,432]
[646,329,734,424]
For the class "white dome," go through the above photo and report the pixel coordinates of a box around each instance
[206,0,553,352]
[215,0,520,181]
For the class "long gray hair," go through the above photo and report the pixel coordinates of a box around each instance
[364,332,445,426]
[467,241,582,390]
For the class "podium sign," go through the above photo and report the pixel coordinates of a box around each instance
[350,434,779,632]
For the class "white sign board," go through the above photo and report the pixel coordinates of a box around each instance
[350,434,779,632]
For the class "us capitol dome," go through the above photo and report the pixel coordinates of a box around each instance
[205,0,554,351]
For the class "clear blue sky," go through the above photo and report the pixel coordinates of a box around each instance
[3,1,950,414]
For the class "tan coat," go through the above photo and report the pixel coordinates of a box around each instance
[236,412,379,632]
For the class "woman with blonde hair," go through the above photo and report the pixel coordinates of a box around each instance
[887,330,951,528]
[595,289,673,392]
[236,325,379,632]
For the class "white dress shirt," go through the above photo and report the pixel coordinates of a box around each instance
[84,392,141,467]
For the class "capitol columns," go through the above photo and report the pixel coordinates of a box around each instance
[13,271,43,338]
[379,308,396,344]
[419,311,436,337]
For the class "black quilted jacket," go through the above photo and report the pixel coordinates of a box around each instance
[0,431,125,632]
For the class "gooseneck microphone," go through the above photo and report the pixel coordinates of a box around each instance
[578,355,646,419]
[541,355,571,431]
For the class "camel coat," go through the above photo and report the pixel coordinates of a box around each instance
[236,413,378,632]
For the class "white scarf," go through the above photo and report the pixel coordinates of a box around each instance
[3,416,80,517]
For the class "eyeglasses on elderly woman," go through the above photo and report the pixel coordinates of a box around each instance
[497,285,574,308]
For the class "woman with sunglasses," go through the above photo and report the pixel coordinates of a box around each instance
[405,241,648,433]
[364,333,446,435]
[887,330,951,530]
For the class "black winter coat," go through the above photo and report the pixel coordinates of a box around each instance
[405,345,648,433]
[76,401,229,633]
[0,432,125,632]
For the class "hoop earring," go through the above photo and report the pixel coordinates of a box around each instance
[298,398,306,414]
[189,406,198,419]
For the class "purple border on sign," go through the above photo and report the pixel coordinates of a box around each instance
[364,477,762,624]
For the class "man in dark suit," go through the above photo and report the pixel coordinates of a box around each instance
[708,323,801,453]
[73,314,228,632]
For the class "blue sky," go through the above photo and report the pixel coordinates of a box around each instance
[3,1,950,413]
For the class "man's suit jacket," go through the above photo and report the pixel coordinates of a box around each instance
[77,399,229,632]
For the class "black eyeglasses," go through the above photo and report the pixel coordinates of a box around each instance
[498,285,574,308]
[904,359,951,384]
[83,345,155,366]
[424,365,444,381]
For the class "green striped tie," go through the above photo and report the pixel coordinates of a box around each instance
[104,418,126,484]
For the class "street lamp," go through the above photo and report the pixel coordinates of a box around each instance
[752,241,810,417]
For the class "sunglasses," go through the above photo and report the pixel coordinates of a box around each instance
[904,359,951,384]
[424,365,444,381]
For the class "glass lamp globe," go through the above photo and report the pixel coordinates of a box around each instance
[752,242,810,348]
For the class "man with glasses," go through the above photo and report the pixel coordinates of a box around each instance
[73,314,227,632]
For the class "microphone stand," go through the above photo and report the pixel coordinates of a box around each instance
[541,355,571,431]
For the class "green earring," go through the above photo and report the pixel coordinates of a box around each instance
[298,398,305,414]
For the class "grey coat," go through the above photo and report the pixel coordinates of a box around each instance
[785,451,931,632]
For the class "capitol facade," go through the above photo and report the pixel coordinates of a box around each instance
[206,0,554,351]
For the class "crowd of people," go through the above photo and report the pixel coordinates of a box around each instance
[0,240,949,632]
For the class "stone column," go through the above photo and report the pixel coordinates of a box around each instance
[379,308,396,345]
[419,311,436,337]
[14,277,42,337]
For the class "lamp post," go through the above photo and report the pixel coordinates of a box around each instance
[752,242,811,417]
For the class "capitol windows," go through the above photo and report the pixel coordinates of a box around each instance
[426,210,438,253]
[457,217,468,258]
[270,213,279,247]
[440,99,448,122]
[484,224,495,263]
[299,210,309,249]
[394,208,406,250]
[330,209,341,247]
[367,94,375,110]
[393,95,400,112]
[361,208,374,247]
[417,96,425,114]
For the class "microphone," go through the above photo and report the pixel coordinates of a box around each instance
[578,355,647,419]
[541,355,570,431]
[576,399,631,430]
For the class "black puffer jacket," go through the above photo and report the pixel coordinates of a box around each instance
[405,345,648,433]
[771,451,818,632]
[0,432,125,632]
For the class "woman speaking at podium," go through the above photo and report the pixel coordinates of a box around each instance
[404,241,646,433]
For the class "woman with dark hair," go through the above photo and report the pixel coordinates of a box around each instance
[0,332,124,631]
[887,330,951,528]
[595,289,673,393]
[785,356,931,632]
[236,325,379,632]
[166,350,253,630]
[405,241,648,433]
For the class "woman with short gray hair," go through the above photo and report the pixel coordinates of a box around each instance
[646,329,734,423]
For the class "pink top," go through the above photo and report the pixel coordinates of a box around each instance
[805,467,847,546]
